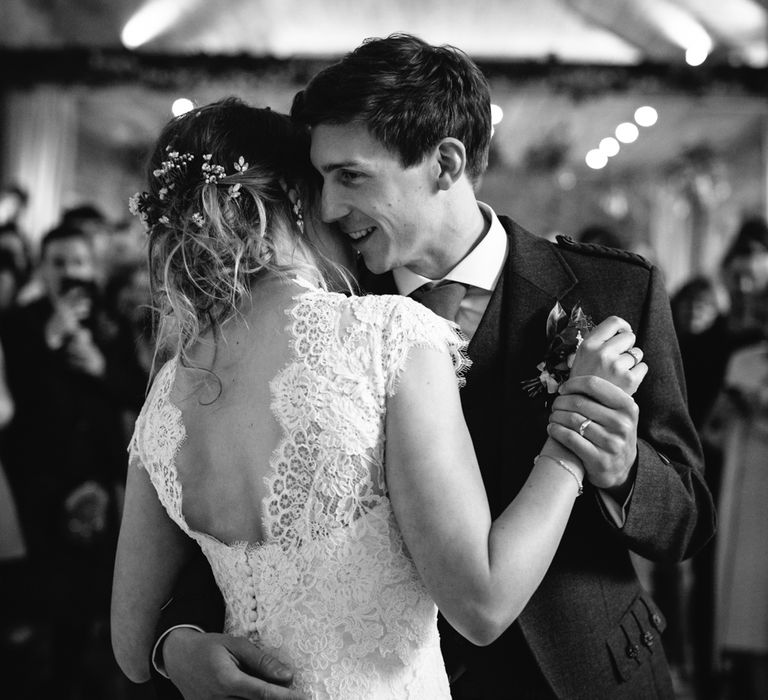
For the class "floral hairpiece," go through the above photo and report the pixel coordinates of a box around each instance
[128,145,250,233]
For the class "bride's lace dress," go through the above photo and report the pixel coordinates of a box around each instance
[129,286,469,699]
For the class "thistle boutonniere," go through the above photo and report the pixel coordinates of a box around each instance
[522,301,595,403]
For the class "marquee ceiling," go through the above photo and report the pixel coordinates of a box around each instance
[2,0,767,177]
[2,0,766,65]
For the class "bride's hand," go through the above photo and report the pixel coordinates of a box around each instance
[547,316,648,497]
[568,316,647,396]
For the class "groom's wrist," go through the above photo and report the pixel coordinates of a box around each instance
[153,624,204,678]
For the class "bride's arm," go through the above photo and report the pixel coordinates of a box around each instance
[385,323,644,647]
[386,350,580,645]
[112,464,195,682]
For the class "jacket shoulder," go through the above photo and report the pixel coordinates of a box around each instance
[555,235,653,271]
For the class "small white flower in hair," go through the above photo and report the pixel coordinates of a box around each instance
[228,184,242,200]
[233,156,249,173]
[201,154,226,184]
[192,212,205,228]
[128,193,142,216]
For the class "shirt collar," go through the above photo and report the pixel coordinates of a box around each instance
[393,202,508,297]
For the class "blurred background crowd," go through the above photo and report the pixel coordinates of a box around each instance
[1,1,767,699]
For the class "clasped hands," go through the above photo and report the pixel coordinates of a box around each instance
[547,316,648,501]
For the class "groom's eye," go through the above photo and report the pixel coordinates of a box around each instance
[339,170,362,186]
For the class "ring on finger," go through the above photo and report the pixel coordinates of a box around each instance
[625,347,642,368]
[578,418,592,437]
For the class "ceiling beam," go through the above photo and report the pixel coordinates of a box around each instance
[1,48,765,99]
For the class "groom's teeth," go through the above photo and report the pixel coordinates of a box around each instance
[348,227,374,241]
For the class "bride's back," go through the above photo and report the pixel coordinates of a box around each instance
[170,276,298,546]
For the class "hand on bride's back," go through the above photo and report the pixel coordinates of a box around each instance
[163,628,308,700]
[568,315,647,396]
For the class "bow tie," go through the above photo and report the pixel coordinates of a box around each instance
[409,281,468,322]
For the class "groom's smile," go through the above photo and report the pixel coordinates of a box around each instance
[344,225,376,242]
[310,122,446,277]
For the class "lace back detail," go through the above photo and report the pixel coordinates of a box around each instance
[130,290,454,699]
[128,359,186,528]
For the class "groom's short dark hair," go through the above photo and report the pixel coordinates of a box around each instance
[291,33,492,185]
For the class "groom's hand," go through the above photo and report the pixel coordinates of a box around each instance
[163,629,308,699]
[548,376,640,502]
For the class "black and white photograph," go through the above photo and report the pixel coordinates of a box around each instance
[0,2,766,699]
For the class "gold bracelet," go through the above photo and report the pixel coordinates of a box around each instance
[534,454,583,496]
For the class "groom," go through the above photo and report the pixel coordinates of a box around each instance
[150,34,714,699]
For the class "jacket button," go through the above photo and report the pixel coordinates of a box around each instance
[642,631,654,647]
[651,613,662,629]
[626,643,640,659]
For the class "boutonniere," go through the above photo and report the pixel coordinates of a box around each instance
[521,301,595,403]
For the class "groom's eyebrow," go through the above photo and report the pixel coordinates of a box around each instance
[318,160,361,174]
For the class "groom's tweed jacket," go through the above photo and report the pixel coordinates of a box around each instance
[153,216,715,700]
[366,216,714,699]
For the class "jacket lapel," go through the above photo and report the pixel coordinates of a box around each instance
[475,218,580,504]
[494,217,577,411]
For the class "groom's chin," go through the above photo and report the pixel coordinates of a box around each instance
[358,254,390,277]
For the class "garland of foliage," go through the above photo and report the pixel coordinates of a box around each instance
[1,48,765,99]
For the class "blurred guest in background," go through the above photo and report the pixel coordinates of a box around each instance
[577,223,625,250]
[103,261,154,450]
[0,336,24,576]
[0,222,127,698]
[670,275,731,696]
[721,217,768,336]
[62,204,118,282]
[0,183,29,229]
[0,223,33,313]
[672,276,735,430]
[672,220,768,699]
[710,216,768,700]
[0,338,33,699]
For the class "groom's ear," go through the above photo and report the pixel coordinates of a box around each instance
[435,138,467,191]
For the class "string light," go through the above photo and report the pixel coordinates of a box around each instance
[635,106,658,127]
[172,98,194,116]
[615,122,639,143]
[599,137,620,157]
[585,149,608,169]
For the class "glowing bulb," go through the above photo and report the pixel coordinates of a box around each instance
[490,104,504,126]
[172,98,194,117]
[615,122,639,143]
[121,0,191,49]
[599,137,620,157]
[585,149,608,170]
[685,46,708,66]
[635,106,658,127]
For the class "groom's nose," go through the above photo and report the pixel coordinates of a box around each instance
[320,184,348,223]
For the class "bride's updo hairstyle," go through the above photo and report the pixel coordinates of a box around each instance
[132,98,348,362]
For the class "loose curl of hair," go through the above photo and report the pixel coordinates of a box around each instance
[143,98,352,370]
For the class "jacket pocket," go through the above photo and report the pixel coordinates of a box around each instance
[606,591,667,682]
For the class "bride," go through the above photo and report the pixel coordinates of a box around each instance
[111,98,646,699]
